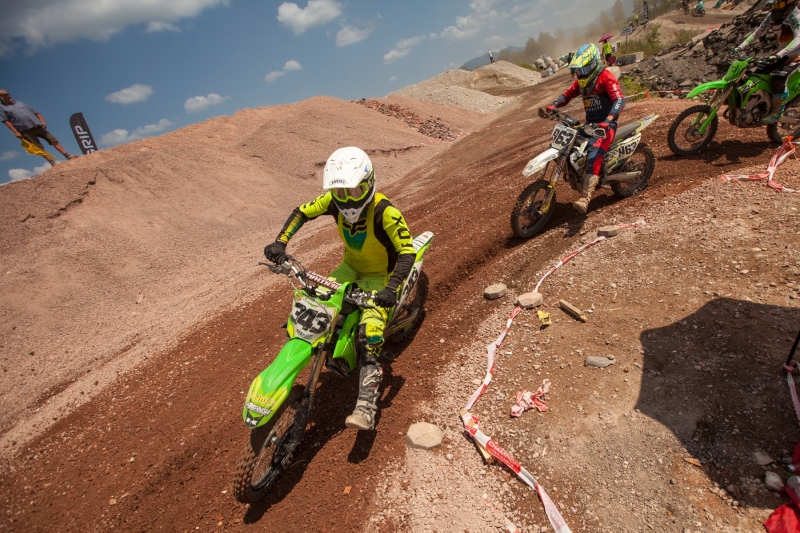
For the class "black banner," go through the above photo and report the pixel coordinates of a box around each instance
[69,113,98,154]
[643,1,649,23]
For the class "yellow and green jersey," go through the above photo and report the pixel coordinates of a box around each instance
[276,192,415,276]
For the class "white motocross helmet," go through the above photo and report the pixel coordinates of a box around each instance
[323,146,375,224]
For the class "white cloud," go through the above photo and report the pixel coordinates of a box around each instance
[0,151,18,161]
[439,0,507,42]
[146,21,180,33]
[184,93,227,113]
[336,23,374,47]
[0,0,230,57]
[284,59,302,71]
[264,70,287,83]
[264,60,302,83]
[383,35,426,64]
[390,76,397,82]
[99,118,175,146]
[105,84,154,105]
[277,0,342,35]
[8,162,52,181]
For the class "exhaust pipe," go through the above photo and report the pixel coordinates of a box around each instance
[605,171,641,183]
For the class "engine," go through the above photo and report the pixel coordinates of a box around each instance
[734,89,771,127]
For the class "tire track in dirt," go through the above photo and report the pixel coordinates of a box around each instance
[0,97,779,532]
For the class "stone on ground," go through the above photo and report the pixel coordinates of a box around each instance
[484,283,508,300]
[406,422,444,450]
[585,356,615,368]
[598,225,620,237]
[516,291,543,309]
[754,450,774,466]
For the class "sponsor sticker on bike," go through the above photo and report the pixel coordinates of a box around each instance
[245,402,272,416]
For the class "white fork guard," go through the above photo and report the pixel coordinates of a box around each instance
[522,148,559,177]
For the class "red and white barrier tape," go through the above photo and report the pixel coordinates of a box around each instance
[511,379,551,417]
[459,220,647,531]
[784,361,800,427]
[462,412,572,533]
[533,220,646,293]
[464,305,522,411]
[720,140,800,193]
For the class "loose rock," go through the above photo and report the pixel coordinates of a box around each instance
[754,450,774,466]
[765,471,785,491]
[516,291,543,309]
[585,356,615,368]
[484,283,508,300]
[597,225,620,237]
[406,422,444,450]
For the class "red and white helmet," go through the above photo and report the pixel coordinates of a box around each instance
[323,147,375,224]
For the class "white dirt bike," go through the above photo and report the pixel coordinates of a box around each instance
[510,108,658,238]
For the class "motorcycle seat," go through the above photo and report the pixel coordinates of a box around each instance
[613,114,658,143]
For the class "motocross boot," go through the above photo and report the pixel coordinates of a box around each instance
[573,174,599,215]
[763,91,789,125]
[345,330,383,431]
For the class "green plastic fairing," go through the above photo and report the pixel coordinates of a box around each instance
[242,339,313,428]
[686,80,728,99]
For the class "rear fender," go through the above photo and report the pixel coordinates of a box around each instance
[522,148,559,177]
[686,80,728,99]
[242,338,313,428]
[396,232,434,309]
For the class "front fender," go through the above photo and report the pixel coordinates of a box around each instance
[242,338,313,428]
[522,148,559,177]
[686,80,728,99]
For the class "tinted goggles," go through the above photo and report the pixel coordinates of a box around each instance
[331,181,370,202]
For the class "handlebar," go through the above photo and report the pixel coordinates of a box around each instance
[538,107,606,138]
[259,256,379,309]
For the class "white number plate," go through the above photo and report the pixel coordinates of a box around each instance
[550,124,577,150]
[290,292,335,343]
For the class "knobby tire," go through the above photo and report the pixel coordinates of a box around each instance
[610,143,655,198]
[510,179,555,239]
[667,104,718,156]
[232,385,305,503]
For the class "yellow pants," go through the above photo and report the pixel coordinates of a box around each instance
[329,262,390,357]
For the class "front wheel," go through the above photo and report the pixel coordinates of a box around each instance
[667,104,719,156]
[676,2,682,9]
[510,179,556,239]
[610,143,655,198]
[232,385,305,503]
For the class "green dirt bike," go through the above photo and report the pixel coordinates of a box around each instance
[510,108,658,238]
[232,232,433,503]
[667,55,800,155]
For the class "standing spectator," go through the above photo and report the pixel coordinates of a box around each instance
[601,39,613,64]
[488,50,494,63]
[0,89,77,165]
[634,12,639,25]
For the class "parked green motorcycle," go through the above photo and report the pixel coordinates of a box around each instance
[232,231,433,503]
[667,55,800,155]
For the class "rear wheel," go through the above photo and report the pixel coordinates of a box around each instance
[510,178,556,239]
[610,143,655,198]
[667,104,718,156]
[232,386,305,503]
[387,271,428,342]
[766,104,800,144]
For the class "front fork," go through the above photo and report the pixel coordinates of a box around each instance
[694,87,730,133]
[280,340,330,454]
[537,156,566,214]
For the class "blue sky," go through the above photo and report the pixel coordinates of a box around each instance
[0,0,617,184]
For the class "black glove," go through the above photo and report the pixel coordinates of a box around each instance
[264,241,287,263]
[374,288,397,308]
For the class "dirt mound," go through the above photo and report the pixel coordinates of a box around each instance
[353,98,461,140]
[629,3,781,93]
[0,95,487,446]
[389,60,540,113]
